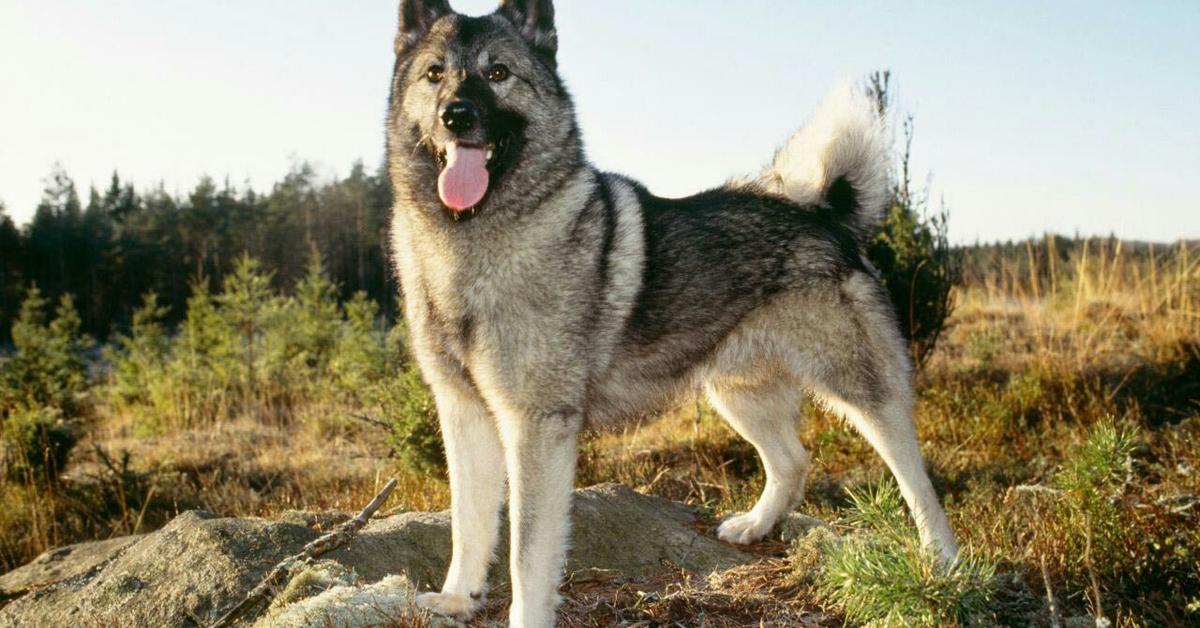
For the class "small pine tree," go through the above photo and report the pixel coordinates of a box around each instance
[218,255,278,413]
[104,292,171,408]
[0,288,92,416]
[817,481,997,625]
[1,406,77,485]
[268,248,341,387]
[331,291,390,398]
[376,364,445,476]
[166,279,238,427]
[0,288,89,485]
[865,71,959,370]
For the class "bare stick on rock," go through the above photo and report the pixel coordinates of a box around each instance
[209,478,398,628]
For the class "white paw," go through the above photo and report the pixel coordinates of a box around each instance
[415,590,482,621]
[717,512,773,545]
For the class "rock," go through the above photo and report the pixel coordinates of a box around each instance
[0,484,753,626]
[254,574,460,628]
[0,510,319,627]
[0,535,143,594]
[778,512,828,543]
[265,560,357,612]
[568,483,749,576]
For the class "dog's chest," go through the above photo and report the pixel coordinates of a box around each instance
[410,229,591,364]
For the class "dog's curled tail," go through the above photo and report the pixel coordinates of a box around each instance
[742,84,892,244]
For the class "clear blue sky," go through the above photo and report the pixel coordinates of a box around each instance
[1,0,1197,243]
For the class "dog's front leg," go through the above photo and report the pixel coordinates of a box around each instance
[498,407,582,628]
[415,382,506,621]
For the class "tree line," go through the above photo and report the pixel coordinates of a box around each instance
[0,162,398,343]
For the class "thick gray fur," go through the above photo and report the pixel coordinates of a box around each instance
[387,2,959,626]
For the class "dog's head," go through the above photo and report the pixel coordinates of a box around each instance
[387,0,578,219]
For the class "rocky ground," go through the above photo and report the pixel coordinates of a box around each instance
[0,484,823,627]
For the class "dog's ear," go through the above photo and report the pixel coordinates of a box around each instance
[496,0,557,62]
[396,0,453,54]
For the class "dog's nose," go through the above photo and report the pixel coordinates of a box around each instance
[440,101,478,133]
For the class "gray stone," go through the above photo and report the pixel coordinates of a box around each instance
[778,512,828,543]
[0,484,754,627]
[0,535,143,594]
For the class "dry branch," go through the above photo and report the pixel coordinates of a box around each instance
[209,478,398,628]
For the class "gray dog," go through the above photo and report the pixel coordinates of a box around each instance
[386,1,959,625]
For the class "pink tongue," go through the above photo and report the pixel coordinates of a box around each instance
[438,143,489,212]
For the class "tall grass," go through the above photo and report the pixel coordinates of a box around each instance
[959,237,1198,369]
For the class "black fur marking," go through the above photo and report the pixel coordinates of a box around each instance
[825,176,858,219]
[455,15,498,49]
[595,177,617,292]
[458,314,475,353]
[623,185,865,377]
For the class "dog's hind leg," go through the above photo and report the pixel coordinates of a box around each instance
[704,374,811,545]
[808,273,960,561]
[821,389,959,561]
[415,381,507,621]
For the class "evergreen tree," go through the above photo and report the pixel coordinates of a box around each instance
[0,288,92,416]
[0,202,22,342]
[289,247,341,372]
[217,254,278,414]
[23,166,83,301]
[104,292,171,408]
[1,162,400,338]
[865,71,959,369]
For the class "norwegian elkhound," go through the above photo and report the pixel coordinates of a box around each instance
[386,1,959,625]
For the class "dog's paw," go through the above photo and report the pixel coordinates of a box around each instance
[415,590,482,621]
[717,512,773,545]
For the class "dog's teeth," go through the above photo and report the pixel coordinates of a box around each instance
[486,150,494,161]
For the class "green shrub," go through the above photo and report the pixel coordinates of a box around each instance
[265,250,341,400]
[817,481,998,626]
[1,405,79,484]
[104,292,172,409]
[0,287,93,415]
[375,364,445,476]
[330,292,391,397]
[218,254,281,411]
[1051,419,1137,581]
[865,71,959,370]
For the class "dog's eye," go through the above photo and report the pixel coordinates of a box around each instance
[425,65,445,83]
[487,63,510,83]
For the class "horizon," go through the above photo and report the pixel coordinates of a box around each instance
[2,1,1197,244]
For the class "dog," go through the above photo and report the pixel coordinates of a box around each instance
[386,1,960,625]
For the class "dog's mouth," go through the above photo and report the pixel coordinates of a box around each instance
[434,137,513,214]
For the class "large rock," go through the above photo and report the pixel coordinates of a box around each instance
[0,484,751,626]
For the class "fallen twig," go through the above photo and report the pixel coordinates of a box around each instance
[209,478,398,628]
[348,413,392,431]
[1040,555,1061,628]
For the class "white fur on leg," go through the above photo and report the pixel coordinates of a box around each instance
[821,394,959,561]
[706,380,811,546]
[418,384,507,621]
[415,591,480,621]
[500,412,580,628]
